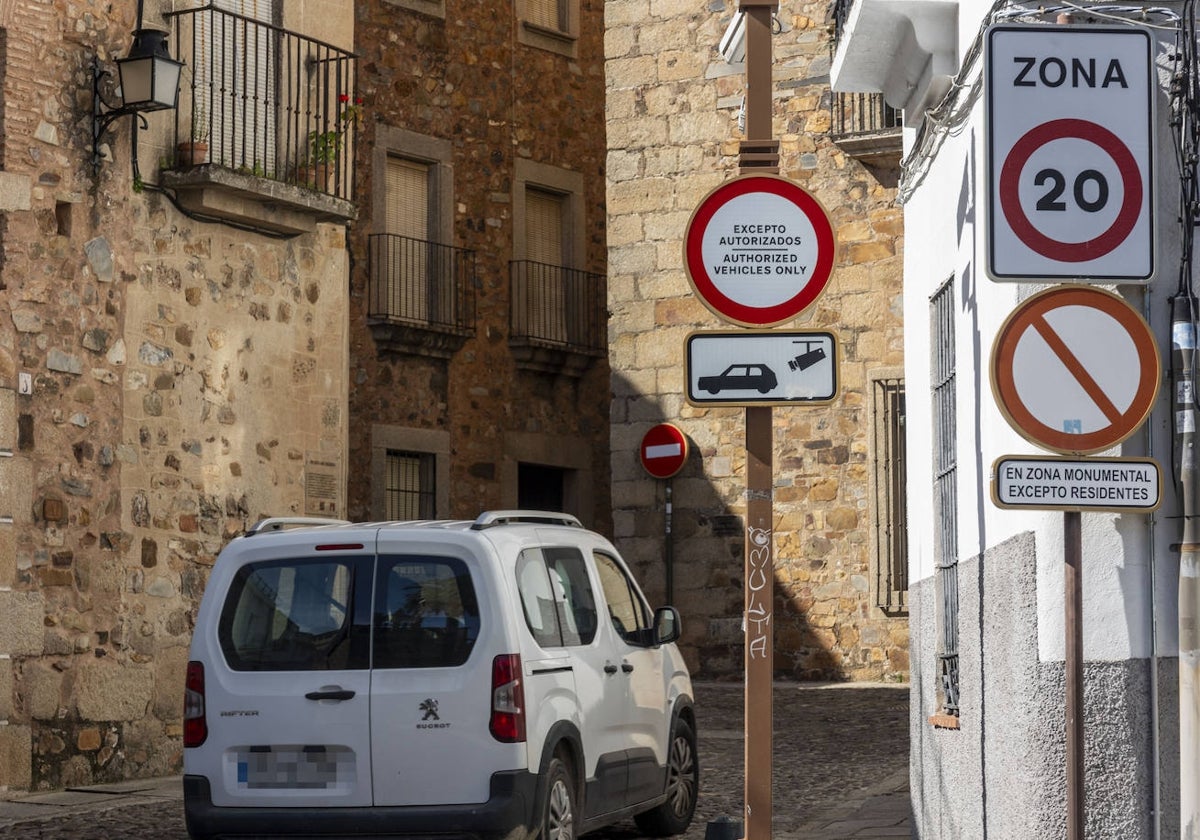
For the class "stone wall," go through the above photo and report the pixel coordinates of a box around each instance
[0,0,350,790]
[605,0,908,680]
[346,0,612,529]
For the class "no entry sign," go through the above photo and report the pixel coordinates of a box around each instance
[640,423,689,479]
[990,286,1160,454]
[986,25,1154,282]
[683,174,836,327]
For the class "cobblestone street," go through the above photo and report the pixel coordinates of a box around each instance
[0,683,910,839]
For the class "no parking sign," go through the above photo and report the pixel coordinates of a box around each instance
[986,25,1155,282]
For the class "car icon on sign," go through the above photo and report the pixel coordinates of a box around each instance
[698,363,778,395]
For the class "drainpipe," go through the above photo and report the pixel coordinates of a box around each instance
[1171,293,1200,840]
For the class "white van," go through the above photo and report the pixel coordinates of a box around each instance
[183,511,698,839]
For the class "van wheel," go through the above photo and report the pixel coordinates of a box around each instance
[634,718,699,836]
[542,756,577,840]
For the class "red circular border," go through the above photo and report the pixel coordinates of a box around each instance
[684,175,836,327]
[990,286,1159,454]
[999,118,1142,262]
[640,423,689,479]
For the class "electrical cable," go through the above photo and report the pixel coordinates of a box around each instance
[898,0,1184,203]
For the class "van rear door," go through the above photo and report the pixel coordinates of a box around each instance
[369,546,512,806]
[199,539,377,808]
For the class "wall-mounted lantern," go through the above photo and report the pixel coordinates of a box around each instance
[92,28,183,175]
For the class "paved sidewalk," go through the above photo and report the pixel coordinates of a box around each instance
[0,777,181,831]
[795,767,911,839]
[0,682,911,839]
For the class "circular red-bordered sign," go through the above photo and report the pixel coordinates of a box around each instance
[999,118,1142,263]
[683,174,836,327]
[640,423,689,480]
[990,286,1160,454]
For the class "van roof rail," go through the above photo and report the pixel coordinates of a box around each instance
[471,510,583,530]
[245,516,352,537]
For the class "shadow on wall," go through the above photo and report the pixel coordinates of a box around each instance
[610,372,842,681]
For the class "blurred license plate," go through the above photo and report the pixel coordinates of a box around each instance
[236,745,352,789]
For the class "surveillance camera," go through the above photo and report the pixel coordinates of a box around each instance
[719,12,746,64]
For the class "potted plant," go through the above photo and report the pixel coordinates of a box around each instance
[299,94,363,189]
[178,101,209,168]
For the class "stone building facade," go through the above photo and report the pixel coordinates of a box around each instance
[345,0,612,529]
[605,0,908,680]
[0,0,354,790]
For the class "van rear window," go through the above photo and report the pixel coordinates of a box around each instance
[373,556,480,669]
[219,557,372,671]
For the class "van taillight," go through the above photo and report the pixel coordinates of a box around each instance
[490,654,525,743]
[184,661,208,748]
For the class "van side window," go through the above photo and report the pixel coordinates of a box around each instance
[218,558,369,671]
[515,547,597,647]
[373,555,480,669]
[593,552,651,645]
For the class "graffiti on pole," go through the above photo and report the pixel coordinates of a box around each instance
[746,524,772,659]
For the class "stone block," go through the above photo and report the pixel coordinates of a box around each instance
[0,455,31,527]
[0,726,32,789]
[0,389,13,448]
[154,645,189,721]
[0,591,44,656]
[74,661,154,721]
[605,0,653,28]
[24,662,62,720]
[0,172,31,212]
[604,26,637,60]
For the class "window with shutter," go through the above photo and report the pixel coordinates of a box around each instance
[193,0,281,173]
[526,188,566,343]
[384,157,432,321]
[518,0,578,55]
[525,0,567,31]
[386,158,429,239]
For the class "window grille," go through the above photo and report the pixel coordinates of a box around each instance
[931,278,961,715]
[872,377,908,614]
[385,450,435,520]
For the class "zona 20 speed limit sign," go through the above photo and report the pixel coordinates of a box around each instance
[986,25,1154,283]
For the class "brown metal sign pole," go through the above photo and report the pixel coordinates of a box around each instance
[738,3,778,839]
[1064,510,1084,840]
[744,406,773,840]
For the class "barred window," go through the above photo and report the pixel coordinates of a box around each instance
[385,450,435,520]
[872,377,908,614]
[931,278,960,716]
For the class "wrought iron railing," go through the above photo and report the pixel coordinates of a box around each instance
[163,4,356,201]
[509,261,606,356]
[368,234,476,334]
[831,91,902,140]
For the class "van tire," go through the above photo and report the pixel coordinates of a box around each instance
[542,755,577,840]
[634,718,699,836]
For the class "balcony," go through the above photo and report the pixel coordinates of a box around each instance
[509,261,606,377]
[157,4,357,234]
[367,234,477,359]
[828,0,958,122]
[830,91,903,162]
